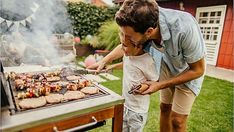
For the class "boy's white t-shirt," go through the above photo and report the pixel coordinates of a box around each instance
[122,53,159,113]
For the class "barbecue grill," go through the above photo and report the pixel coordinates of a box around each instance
[1,64,124,132]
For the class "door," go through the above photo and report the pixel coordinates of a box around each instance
[196,5,227,65]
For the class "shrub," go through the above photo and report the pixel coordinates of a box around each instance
[67,2,119,39]
[96,21,120,50]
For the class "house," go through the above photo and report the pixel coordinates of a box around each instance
[91,0,109,7]
[113,0,234,70]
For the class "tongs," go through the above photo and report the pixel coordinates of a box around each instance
[128,84,142,94]
[74,69,112,75]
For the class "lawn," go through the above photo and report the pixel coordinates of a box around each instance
[90,69,233,132]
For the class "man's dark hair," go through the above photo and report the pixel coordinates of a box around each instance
[115,0,159,34]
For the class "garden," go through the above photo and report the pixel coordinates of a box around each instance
[89,70,233,132]
[0,1,233,132]
[67,2,120,55]
[69,3,233,131]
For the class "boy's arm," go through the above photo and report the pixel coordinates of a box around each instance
[106,62,123,70]
[87,45,124,72]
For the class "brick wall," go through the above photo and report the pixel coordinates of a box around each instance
[217,4,233,69]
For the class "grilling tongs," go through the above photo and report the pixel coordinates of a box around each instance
[74,69,112,75]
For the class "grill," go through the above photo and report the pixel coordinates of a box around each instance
[7,72,110,114]
[1,64,124,132]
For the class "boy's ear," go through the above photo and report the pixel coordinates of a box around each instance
[136,44,143,49]
[145,27,154,37]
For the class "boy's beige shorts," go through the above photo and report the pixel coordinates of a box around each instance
[159,61,196,115]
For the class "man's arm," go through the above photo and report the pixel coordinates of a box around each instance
[87,44,124,72]
[141,58,205,94]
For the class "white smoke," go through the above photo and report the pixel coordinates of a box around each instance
[0,0,75,66]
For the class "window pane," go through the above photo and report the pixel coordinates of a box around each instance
[210,12,216,16]
[213,35,217,40]
[200,12,208,17]
[203,12,208,17]
[209,20,214,23]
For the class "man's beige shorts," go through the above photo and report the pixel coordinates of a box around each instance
[159,61,196,115]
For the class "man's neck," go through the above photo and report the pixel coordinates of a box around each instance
[149,27,161,45]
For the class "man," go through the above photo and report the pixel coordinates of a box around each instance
[88,0,206,131]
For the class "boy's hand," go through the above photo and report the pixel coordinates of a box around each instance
[131,84,149,94]
[134,81,162,95]
[106,62,123,71]
[106,65,116,71]
[87,60,106,73]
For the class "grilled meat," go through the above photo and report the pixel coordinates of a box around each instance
[46,76,60,82]
[63,91,85,101]
[66,75,80,81]
[80,87,99,95]
[45,94,63,104]
[19,96,47,109]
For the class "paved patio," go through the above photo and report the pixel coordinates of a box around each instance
[205,65,234,82]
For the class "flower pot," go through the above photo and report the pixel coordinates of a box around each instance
[95,50,110,56]
[75,44,95,57]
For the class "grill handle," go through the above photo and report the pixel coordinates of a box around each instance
[53,116,97,132]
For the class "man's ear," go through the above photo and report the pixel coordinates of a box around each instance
[136,44,143,49]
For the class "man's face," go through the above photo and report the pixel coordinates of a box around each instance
[119,26,147,56]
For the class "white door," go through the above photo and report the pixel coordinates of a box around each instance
[196,5,227,65]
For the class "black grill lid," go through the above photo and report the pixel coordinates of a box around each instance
[1,60,10,108]
[0,60,3,73]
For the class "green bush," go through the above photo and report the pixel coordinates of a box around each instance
[67,2,119,39]
[96,21,120,50]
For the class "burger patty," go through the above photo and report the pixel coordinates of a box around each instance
[19,96,46,109]
[46,76,60,82]
[45,94,64,104]
[66,75,81,81]
[63,91,85,101]
[80,87,99,95]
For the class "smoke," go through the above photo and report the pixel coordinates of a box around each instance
[0,0,74,66]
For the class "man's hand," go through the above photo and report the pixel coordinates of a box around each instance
[135,81,162,95]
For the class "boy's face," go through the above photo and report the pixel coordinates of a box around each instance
[119,26,146,56]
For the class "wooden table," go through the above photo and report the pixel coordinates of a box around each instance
[1,84,124,132]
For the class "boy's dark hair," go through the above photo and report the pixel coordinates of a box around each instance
[115,0,159,34]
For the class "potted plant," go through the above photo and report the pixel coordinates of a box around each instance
[74,35,95,57]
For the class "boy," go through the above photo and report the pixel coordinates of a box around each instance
[106,33,161,132]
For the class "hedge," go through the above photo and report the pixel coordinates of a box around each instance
[67,2,119,39]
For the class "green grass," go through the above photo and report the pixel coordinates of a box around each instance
[90,69,233,132]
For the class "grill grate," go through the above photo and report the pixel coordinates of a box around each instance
[7,71,110,115]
